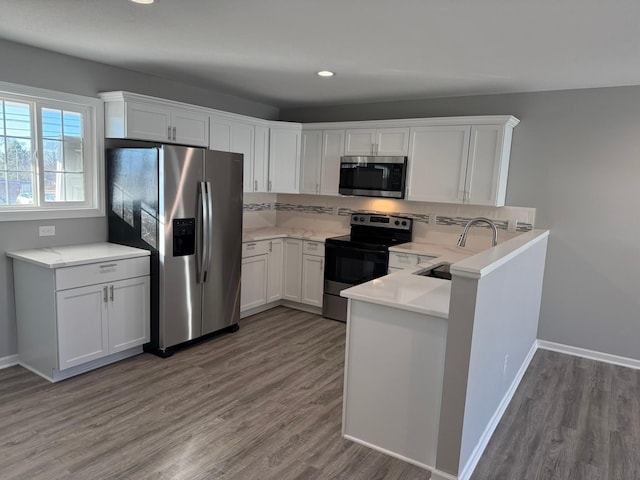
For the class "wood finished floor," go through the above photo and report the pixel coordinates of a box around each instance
[471,349,640,480]
[0,307,430,480]
[2,308,639,480]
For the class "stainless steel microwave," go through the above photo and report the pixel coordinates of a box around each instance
[338,156,407,199]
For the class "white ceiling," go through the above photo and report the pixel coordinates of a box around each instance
[1,0,639,109]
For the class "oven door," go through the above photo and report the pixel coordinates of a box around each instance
[324,242,389,290]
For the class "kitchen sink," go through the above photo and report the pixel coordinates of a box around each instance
[414,263,452,280]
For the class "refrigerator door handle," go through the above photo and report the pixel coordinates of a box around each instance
[203,181,214,281]
[197,181,209,284]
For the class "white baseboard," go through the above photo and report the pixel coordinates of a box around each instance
[537,339,640,370]
[457,340,538,480]
[0,354,19,369]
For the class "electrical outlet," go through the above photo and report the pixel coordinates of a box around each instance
[39,225,56,237]
[429,214,437,225]
[507,219,517,232]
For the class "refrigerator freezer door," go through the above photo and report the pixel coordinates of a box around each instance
[159,145,205,348]
[202,150,243,334]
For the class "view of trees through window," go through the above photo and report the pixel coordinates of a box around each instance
[0,99,85,206]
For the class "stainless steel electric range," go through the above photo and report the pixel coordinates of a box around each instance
[322,213,413,322]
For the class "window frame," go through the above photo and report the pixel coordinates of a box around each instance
[0,81,104,222]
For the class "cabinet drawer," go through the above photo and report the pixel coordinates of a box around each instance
[303,240,324,256]
[388,252,419,269]
[242,240,271,257]
[55,257,150,291]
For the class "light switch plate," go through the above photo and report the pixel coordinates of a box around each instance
[39,225,56,236]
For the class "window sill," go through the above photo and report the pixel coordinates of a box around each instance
[0,206,105,222]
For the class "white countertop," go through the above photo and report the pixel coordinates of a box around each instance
[342,231,550,317]
[342,269,452,318]
[243,227,345,243]
[7,242,150,269]
[389,242,483,266]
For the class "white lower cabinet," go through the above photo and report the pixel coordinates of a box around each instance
[301,241,324,307]
[266,239,283,303]
[285,239,325,307]
[240,239,283,315]
[10,248,150,382]
[388,251,437,273]
[56,275,150,370]
[283,239,303,302]
[240,253,269,311]
[242,238,324,313]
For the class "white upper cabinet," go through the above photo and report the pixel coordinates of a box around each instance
[320,130,345,195]
[406,125,471,203]
[100,91,209,147]
[465,124,510,206]
[299,129,345,196]
[345,127,409,156]
[300,130,323,194]
[209,115,271,193]
[406,117,518,206]
[269,123,301,193]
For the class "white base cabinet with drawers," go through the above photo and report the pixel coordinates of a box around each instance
[9,245,150,382]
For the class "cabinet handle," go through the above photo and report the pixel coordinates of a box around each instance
[99,263,117,269]
[316,183,320,194]
[268,180,272,192]
[168,126,172,140]
[103,286,108,303]
[172,126,177,141]
[246,243,256,248]
[254,179,258,191]
[110,285,114,302]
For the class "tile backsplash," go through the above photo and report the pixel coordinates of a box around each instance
[244,192,536,247]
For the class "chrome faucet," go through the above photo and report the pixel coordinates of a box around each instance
[457,217,498,248]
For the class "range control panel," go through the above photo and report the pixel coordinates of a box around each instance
[350,213,412,231]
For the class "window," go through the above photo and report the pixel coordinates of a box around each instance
[0,82,103,221]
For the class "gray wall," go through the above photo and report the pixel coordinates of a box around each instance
[282,86,640,361]
[0,39,279,359]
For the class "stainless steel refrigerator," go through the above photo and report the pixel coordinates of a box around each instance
[106,139,243,356]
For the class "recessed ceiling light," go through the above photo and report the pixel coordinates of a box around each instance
[130,0,155,4]
[317,71,335,77]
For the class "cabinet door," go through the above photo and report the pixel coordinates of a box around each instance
[125,102,172,143]
[108,276,150,353]
[282,239,302,302]
[253,125,270,192]
[232,121,255,192]
[406,126,470,203]
[241,254,268,311]
[172,109,209,147]
[300,130,323,194]
[267,239,283,303]
[269,127,301,193]
[465,125,507,206]
[209,116,233,151]
[376,128,410,156]
[302,254,324,307]
[344,129,376,155]
[320,130,345,196]
[56,284,108,370]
